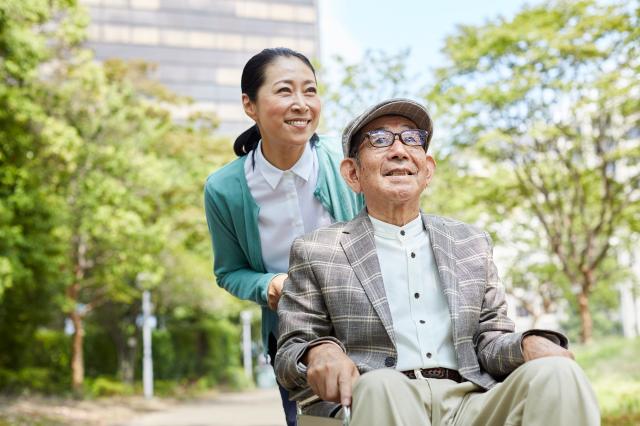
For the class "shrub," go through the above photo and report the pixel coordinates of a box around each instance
[87,376,134,397]
[221,366,253,391]
[0,367,59,394]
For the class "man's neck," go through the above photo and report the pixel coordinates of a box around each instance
[367,208,421,227]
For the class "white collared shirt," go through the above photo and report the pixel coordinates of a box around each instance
[245,141,333,273]
[369,214,458,371]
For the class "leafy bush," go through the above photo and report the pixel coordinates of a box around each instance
[83,325,119,378]
[87,376,134,397]
[145,314,244,388]
[0,329,71,394]
[153,378,210,398]
[0,367,58,394]
[221,366,253,391]
[150,329,176,380]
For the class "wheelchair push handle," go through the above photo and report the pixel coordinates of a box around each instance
[342,405,351,426]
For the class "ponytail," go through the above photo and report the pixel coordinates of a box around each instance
[233,124,261,157]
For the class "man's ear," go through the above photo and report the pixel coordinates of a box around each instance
[424,155,437,186]
[340,158,362,193]
[242,94,257,121]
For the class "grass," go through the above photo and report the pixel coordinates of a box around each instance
[574,336,640,426]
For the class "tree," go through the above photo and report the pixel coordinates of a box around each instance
[429,0,640,342]
[320,48,426,134]
[1,0,243,394]
[0,0,81,372]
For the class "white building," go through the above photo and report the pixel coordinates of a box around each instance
[80,0,320,136]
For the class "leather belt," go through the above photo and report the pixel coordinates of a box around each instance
[401,367,464,383]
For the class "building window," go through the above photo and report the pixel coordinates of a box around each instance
[235,1,316,23]
[89,23,315,55]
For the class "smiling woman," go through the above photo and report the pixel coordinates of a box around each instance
[203,48,363,426]
[241,55,321,170]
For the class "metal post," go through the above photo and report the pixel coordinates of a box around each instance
[240,310,253,380]
[142,290,154,398]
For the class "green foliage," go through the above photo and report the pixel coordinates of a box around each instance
[427,0,640,341]
[575,337,640,425]
[221,366,254,391]
[149,315,243,386]
[83,323,119,378]
[0,368,59,395]
[27,330,71,390]
[0,0,247,394]
[86,376,134,398]
[152,378,210,398]
[0,0,75,372]
[321,48,425,133]
[0,329,70,394]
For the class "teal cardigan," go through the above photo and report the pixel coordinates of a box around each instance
[204,136,364,349]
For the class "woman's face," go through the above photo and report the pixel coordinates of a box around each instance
[242,56,321,150]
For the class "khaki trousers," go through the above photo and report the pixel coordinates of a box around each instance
[347,357,600,426]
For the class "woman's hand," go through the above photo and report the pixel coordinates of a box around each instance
[267,274,287,310]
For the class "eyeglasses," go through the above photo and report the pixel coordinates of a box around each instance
[362,129,429,151]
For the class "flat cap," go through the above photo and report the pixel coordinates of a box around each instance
[341,98,433,157]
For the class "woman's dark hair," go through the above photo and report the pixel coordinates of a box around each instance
[233,47,318,157]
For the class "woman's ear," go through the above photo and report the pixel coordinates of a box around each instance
[242,94,257,121]
[340,158,362,193]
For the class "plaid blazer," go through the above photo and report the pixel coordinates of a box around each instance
[275,210,567,406]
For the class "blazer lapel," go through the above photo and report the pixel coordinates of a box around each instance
[423,214,459,339]
[340,211,396,345]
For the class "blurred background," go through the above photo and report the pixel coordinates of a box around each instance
[0,0,638,425]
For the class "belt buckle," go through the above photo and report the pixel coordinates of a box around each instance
[433,368,445,379]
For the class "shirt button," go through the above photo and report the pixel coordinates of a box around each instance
[419,320,426,324]
[384,357,396,367]
[400,230,405,236]
[426,352,432,359]
[411,252,416,258]
[414,293,420,299]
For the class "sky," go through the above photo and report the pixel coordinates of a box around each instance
[318,0,537,84]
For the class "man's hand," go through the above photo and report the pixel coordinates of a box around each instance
[304,343,360,407]
[522,334,574,362]
[267,274,287,310]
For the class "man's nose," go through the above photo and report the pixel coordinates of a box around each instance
[386,134,410,158]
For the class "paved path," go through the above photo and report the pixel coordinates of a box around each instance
[119,388,285,426]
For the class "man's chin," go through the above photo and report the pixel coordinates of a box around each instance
[381,183,422,197]
[381,191,420,206]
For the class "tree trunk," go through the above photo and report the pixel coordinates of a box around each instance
[70,309,85,394]
[69,235,88,395]
[577,291,593,344]
[119,336,137,384]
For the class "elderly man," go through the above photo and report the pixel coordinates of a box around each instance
[275,98,599,425]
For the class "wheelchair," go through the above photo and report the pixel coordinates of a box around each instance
[296,394,350,426]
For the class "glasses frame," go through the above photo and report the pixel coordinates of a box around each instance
[362,129,430,152]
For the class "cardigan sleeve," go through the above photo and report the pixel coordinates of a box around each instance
[204,177,276,307]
